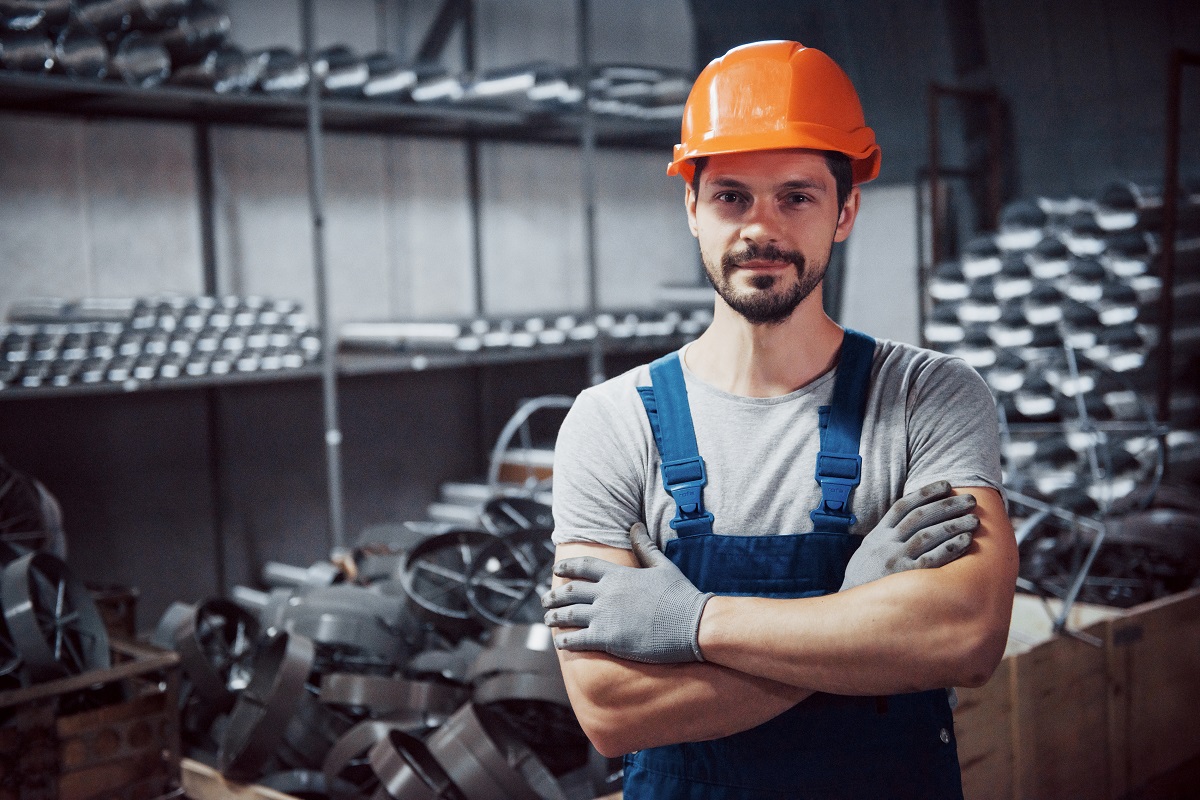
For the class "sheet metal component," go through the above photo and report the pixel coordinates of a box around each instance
[478,497,553,536]
[150,600,195,649]
[54,25,106,77]
[263,559,343,589]
[320,672,465,726]
[146,0,230,65]
[401,529,496,637]
[175,598,259,711]
[277,688,355,770]
[369,728,463,800]
[1,0,70,31]
[280,584,410,668]
[406,638,484,686]
[465,531,555,626]
[423,704,549,800]
[110,31,170,87]
[467,624,559,683]
[259,768,355,800]
[323,720,421,800]
[0,458,67,563]
[71,0,136,35]
[0,29,52,72]
[0,551,110,682]
[218,630,315,782]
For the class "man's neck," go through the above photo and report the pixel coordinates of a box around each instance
[683,296,844,398]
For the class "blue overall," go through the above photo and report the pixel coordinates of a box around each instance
[625,329,963,800]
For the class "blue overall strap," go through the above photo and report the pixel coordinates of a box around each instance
[810,328,877,534]
[635,352,714,537]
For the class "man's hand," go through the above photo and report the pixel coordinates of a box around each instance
[542,523,712,663]
[840,480,979,591]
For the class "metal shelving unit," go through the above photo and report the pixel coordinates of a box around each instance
[0,0,687,582]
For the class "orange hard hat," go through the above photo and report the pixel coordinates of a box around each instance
[668,40,881,185]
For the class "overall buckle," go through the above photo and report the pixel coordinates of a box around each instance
[661,456,714,532]
[812,451,862,526]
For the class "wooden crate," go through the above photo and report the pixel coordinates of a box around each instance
[1106,587,1200,798]
[0,639,180,800]
[955,588,1200,800]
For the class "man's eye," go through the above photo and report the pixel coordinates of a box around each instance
[786,193,811,205]
[715,191,743,203]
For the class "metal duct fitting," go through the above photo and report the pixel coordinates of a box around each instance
[175,598,259,712]
[465,531,555,626]
[478,497,553,536]
[401,529,497,638]
[0,551,110,682]
[259,768,356,799]
[320,672,466,727]
[277,688,355,771]
[53,24,106,77]
[369,728,464,800]
[423,703,558,800]
[466,624,560,685]
[280,584,412,669]
[263,559,344,590]
[218,630,315,782]
[323,720,428,800]
[110,30,170,87]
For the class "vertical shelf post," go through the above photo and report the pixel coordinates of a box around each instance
[300,0,347,553]
[195,121,228,596]
[577,0,604,385]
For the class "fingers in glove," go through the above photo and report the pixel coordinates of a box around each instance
[913,530,975,569]
[552,627,610,653]
[553,555,620,583]
[878,480,953,529]
[629,521,670,568]
[541,579,601,609]
[543,603,597,629]
[895,492,977,540]
[906,513,980,558]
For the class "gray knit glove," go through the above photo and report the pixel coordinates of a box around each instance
[542,523,713,663]
[840,480,979,591]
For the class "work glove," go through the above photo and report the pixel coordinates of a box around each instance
[541,522,712,664]
[840,480,979,592]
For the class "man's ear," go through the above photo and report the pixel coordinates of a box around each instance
[833,186,861,243]
[685,182,699,239]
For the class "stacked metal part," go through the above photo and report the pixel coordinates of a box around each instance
[340,307,712,355]
[0,294,320,390]
[925,180,1200,609]
[0,6,693,123]
[0,0,231,86]
[0,458,111,692]
[151,497,616,800]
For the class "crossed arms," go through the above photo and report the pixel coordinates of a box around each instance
[550,487,1018,758]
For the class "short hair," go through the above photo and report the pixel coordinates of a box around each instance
[690,151,853,211]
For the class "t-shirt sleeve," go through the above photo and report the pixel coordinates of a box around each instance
[550,388,646,550]
[904,354,1006,500]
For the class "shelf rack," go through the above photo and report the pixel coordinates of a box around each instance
[0,0,688,577]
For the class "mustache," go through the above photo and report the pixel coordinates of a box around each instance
[722,242,805,273]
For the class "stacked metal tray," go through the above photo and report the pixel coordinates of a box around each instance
[0,294,320,391]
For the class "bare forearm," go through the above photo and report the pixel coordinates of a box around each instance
[698,489,1018,694]
[559,650,812,757]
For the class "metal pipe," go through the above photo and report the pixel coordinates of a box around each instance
[928,87,941,271]
[300,0,347,553]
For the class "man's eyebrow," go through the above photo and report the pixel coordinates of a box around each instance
[706,177,828,193]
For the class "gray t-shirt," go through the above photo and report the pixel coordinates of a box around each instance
[552,337,1004,550]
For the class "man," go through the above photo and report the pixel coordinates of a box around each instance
[542,40,1018,798]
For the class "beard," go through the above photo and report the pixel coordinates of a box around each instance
[702,241,828,326]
